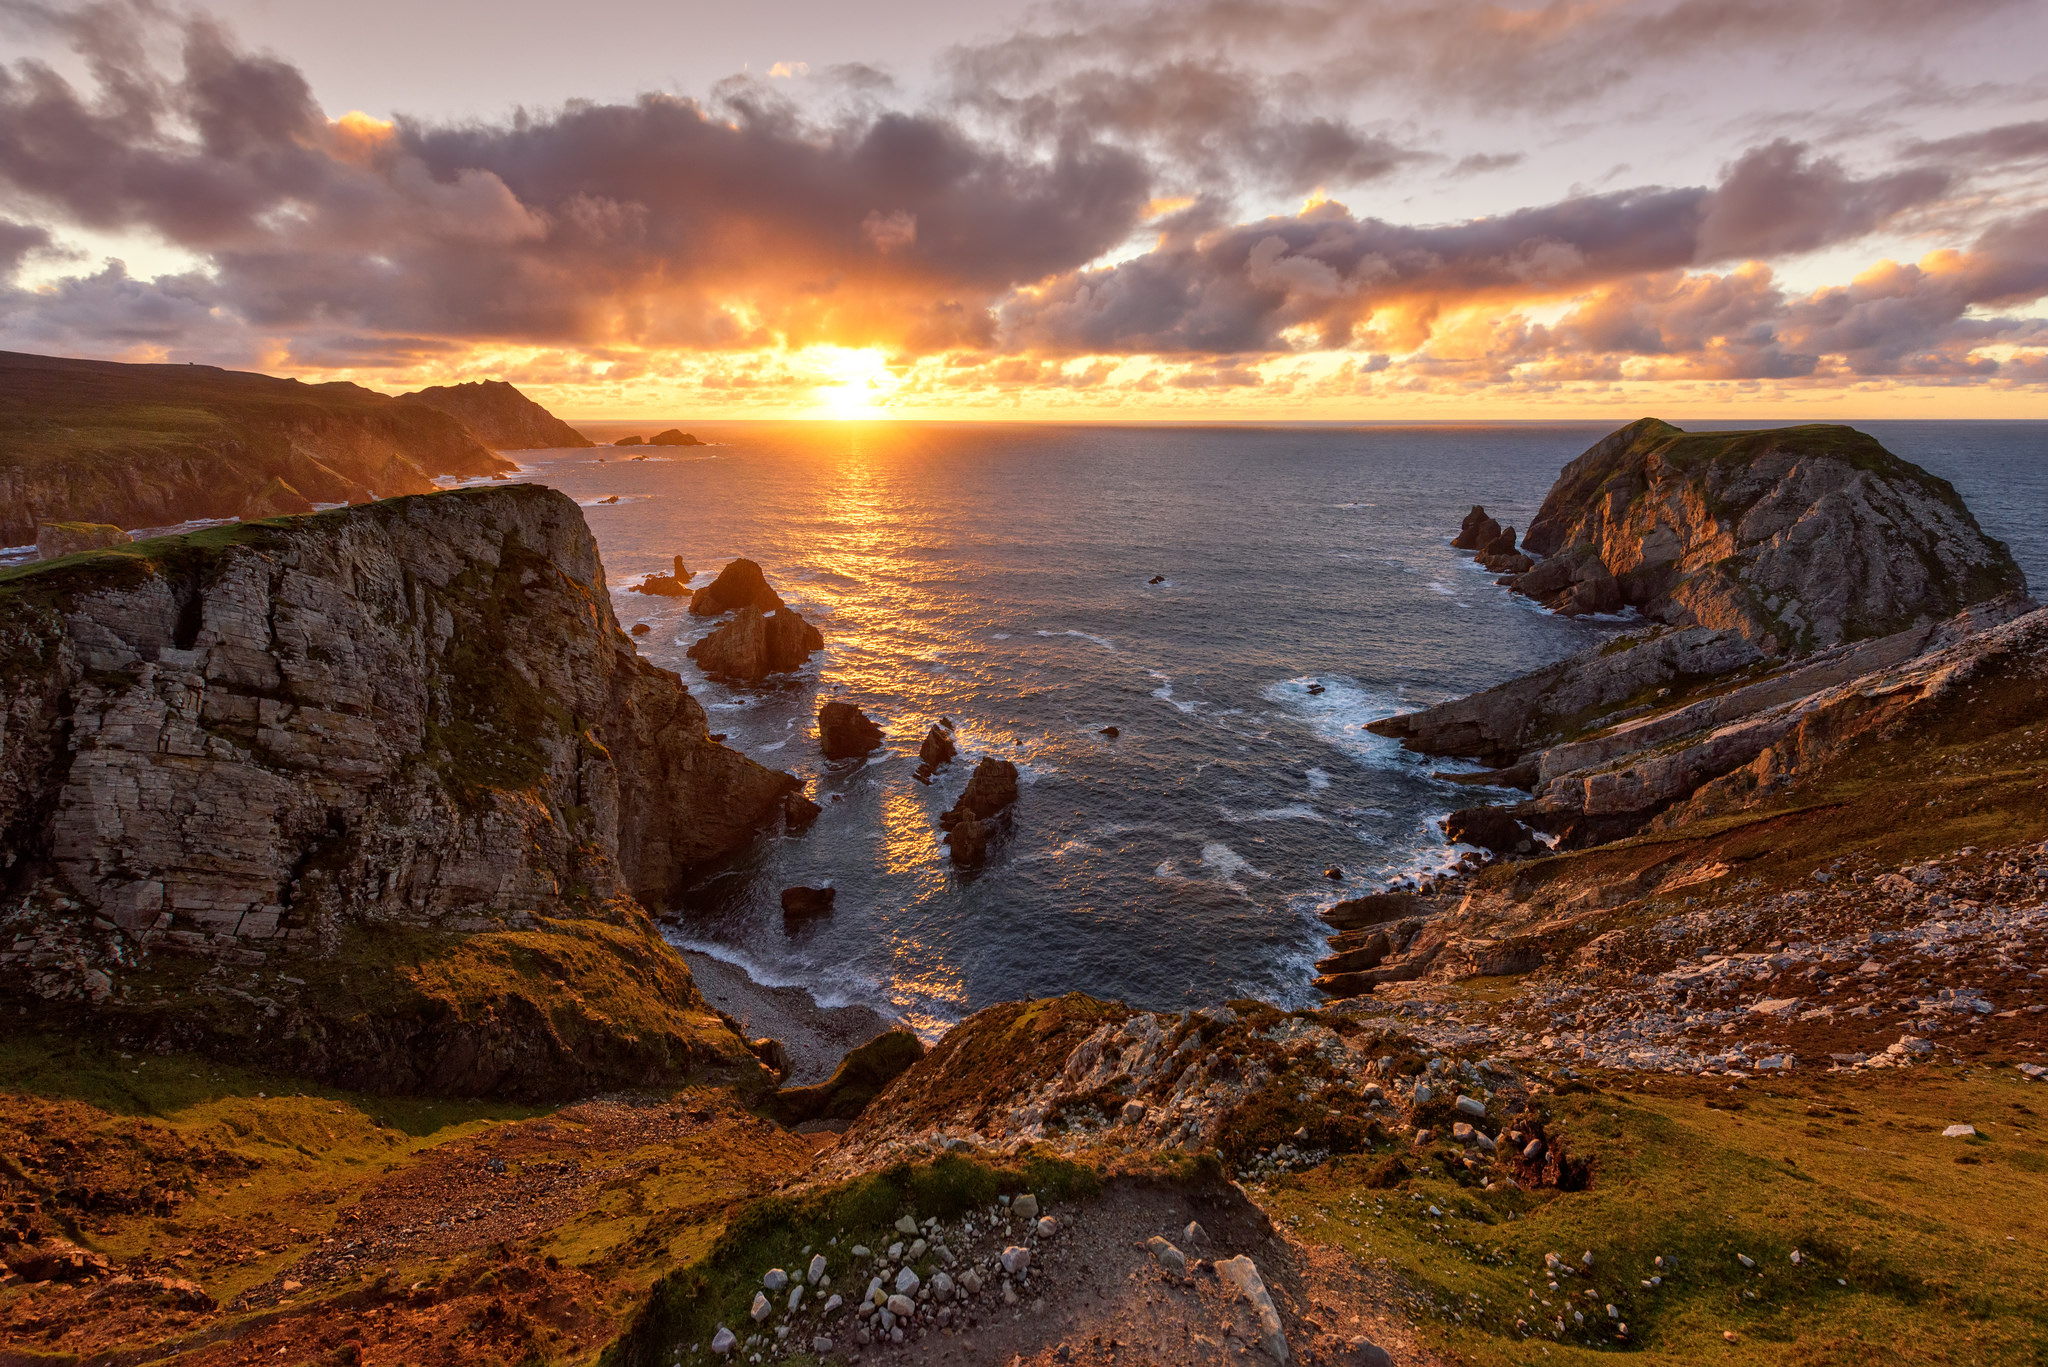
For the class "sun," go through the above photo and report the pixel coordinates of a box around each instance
[811,346,897,418]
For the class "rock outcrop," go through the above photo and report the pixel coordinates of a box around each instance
[35,521,130,560]
[686,605,824,684]
[398,379,593,449]
[818,701,885,760]
[1502,418,2024,645]
[915,720,958,783]
[780,886,836,925]
[650,429,705,447]
[0,485,797,1098]
[941,757,1020,866]
[0,350,514,545]
[631,556,693,596]
[690,558,785,617]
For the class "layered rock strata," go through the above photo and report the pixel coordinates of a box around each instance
[0,485,796,1096]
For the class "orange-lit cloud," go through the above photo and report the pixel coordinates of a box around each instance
[0,0,2043,416]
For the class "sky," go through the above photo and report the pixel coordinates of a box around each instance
[1,0,2046,419]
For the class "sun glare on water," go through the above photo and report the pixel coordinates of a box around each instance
[812,347,898,418]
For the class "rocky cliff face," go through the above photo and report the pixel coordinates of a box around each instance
[399,379,594,450]
[0,351,515,544]
[0,485,795,1097]
[1508,418,2024,648]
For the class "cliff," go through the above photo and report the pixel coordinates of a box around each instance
[0,484,798,1098]
[1373,419,2029,770]
[0,351,516,545]
[1507,418,2023,648]
[399,378,595,450]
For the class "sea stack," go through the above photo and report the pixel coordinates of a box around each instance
[940,757,1020,866]
[687,605,825,684]
[690,557,786,617]
[818,701,886,760]
[632,555,693,595]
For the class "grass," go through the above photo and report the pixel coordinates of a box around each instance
[1259,1065,2048,1364]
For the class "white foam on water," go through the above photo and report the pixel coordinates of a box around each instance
[1306,768,1332,790]
[991,632,1012,639]
[1427,580,1456,596]
[1149,669,1201,714]
[1262,675,1410,771]
[668,936,891,1016]
[757,740,788,751]
[1200,841,1270,888]
[1035,628,1116,651]
[577,494,654,508]
[1219,804,1329,825]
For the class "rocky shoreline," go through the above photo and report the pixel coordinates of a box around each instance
[680,949,903,1088]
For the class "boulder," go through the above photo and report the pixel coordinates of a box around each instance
[687,605,824,683]
[818,701,885,760]
[650,429,706,446]
[1444,806,1538,855]
[781,886,836,925]
[691,558,786,617]
[749,1036,792,1077]
[35,521,130,560]
[2,1237,110,1282]
[632,555,693,596]
[613,434,646,446]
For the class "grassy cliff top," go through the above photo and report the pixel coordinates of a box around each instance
[0,349,499,474]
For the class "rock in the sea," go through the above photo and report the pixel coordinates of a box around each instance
[1452,505,1502,550]
[687,605,824,684]
[1509,418,2024,646]
[631,555,693,596]
[650,428,705,446]
[819,701,886,760]
[946,814,992,865]
[690,557,786,617]
[783,789,823,829]
[630,622,650,635]
[1443,806,1538,855]
[781,886,836,925]
[0,486,797,1100]
[614,434,646,446]
[35,521,131,560]
[942,757,1020,830]
[940,757,1020,865]
[919,723,958,769]
[1099,725,1120,738]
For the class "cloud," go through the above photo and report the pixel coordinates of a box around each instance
[996,141,1950,355]
[0,215,47,276]
[1903,118,2048,167]
[0,0,1151,354]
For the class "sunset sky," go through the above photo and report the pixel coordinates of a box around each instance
[2,0,2046,418]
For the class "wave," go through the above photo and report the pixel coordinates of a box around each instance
[1200,840,1270,888]
[1148,669,1201,714]
[1306,767,1332,790]
[1219,803,1330,825]
[1035,627,1117,651]
[1261,675,1410,771]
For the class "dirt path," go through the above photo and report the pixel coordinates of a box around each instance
[849,1182,1441,1367]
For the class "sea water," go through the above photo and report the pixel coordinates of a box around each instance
[503,420,2048,1034]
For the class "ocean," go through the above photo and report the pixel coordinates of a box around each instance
[462,421,2047,1034]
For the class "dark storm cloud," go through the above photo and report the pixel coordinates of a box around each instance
[997,142,1951,354]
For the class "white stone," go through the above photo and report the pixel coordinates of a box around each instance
[711,1326,736,1356]
[807,1254,827,1284]
[1036,1216,1057,1239]
[1454,1095,1486,1117]
[1943,1124,1978,1138]
[886,1294,915,1318]
[750,1292,772,1323]
[895,1215,920,1235]
[1013,1193,1039,1220]
[1217,1256,1289,1362]
[763,1269,788,1292]
[1001,1246,1031,1276]
[895,1267,920,1295]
